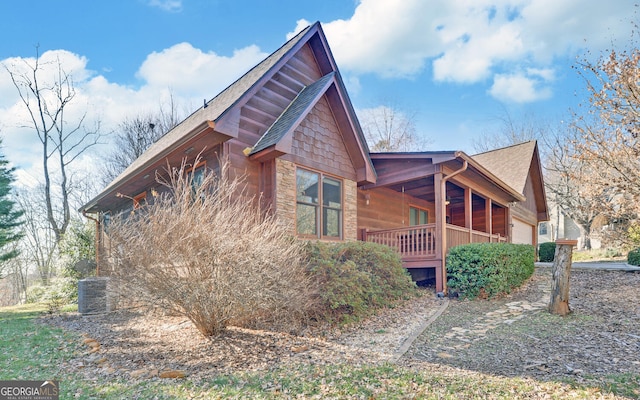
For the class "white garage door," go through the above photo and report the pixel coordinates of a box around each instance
[512,218,534,245]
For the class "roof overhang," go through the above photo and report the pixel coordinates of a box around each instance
[81,121,231,213]
[362,151,525,203]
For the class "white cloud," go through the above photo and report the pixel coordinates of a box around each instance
[311,0,634,102]
[137,42,268,99]
[489,72,552,103]
[287,19,312,40]
[147,0,183,13]
[0,43,269,189]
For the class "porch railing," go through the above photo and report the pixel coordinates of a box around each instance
[364,223,507,260]
[364,224,437,259]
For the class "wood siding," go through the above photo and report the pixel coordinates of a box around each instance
[285,96,357,180]
[357,186,435,239]
[229,43,324,201]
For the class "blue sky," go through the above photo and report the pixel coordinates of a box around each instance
[0,0,635,187]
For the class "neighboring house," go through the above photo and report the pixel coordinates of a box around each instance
[80,22,548,294]
[538,204,602,250]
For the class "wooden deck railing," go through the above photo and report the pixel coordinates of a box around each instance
[364,223,506,260]
[364,224,437,259]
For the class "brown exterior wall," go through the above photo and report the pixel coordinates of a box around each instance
[285,96,357,181]
[357,186,435,238]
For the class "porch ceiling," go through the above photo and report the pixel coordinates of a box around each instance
[385,179,468,204]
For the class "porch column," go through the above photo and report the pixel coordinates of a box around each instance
[486,198,492,241]
[434,171,446,293]
[465,187,472,243]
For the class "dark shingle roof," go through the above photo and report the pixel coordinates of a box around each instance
[81,24,315,211]
[251,72,335,154]
[471,141,537,194]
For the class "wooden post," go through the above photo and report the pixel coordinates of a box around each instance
[548,239,577,316]
[465,187,472,243]
[434,172,444,293]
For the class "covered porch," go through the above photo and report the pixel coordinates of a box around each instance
[357,152,524,293]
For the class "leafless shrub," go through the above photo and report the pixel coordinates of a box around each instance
[105,157,314,337]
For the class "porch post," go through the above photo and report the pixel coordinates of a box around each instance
[465,187,472,243]
[434,171,445,293]
[486,198,492,241]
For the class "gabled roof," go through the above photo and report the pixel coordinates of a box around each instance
[472,140,548,220]
[251,72,335,154]
[471,141,536,195]
[87,25,313,202]
[81,22,375,213]
[365,151,526,202]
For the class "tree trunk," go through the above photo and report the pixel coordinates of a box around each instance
[548,239,577,316]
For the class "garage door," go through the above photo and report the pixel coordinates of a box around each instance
[512,218,534,245]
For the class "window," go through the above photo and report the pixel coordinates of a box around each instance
[133,192,147,209]
[409,206,428,226]
[296,168,342,239]
[539,222,548,235]
[102,211,111,234]
[187,161,206,192]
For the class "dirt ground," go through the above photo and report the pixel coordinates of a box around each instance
[45,267,640,383]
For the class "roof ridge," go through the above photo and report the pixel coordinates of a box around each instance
[471,140,536,157]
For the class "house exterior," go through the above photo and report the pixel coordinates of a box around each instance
[80,22,548,294]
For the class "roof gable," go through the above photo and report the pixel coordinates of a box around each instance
[472,141,548,220]
[472,141,536,194]
[81,22,375,212]
[251,72,335,155]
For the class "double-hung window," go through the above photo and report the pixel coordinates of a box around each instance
[296,168,342,239]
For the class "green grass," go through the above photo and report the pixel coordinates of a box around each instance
[0,303,636,399]
[572,249,625,262]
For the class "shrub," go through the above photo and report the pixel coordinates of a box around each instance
[628,248,640,266]
[305,241,419,324]
[447,243,535,299]
[106,158,313,337]
[538,242,556,262]
[26,277,78,313]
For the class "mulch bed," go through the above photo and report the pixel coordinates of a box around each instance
[403,268,640,383]
[44,267,640,384]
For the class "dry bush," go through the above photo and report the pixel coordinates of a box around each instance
[105,157,314,337]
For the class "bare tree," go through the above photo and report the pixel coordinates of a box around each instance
[570,43,640,244]
[3,48,101,243]
[543,127,609,249]
[359,100,428,152]
[472,110,543,153]
[15,186,57,285]
[105,158,314,337]
[101,95,181,184]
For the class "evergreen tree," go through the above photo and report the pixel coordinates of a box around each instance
[0,140,23,263]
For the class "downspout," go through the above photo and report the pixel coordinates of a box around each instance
[439,158,468,295]
[82,210,100,276]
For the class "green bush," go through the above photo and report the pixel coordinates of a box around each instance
[305,241,419,324]
[26,277,78,313]
[538,242,556,262]
[628,248,640,266]
[446,243,535,299]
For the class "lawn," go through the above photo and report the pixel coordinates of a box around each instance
[0,303,635,399]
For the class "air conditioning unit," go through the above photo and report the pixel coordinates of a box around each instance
[78,277,114,315]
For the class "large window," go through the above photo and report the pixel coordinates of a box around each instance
[296,168,342,239]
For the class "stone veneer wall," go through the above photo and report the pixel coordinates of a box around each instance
[275,158,357,241]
